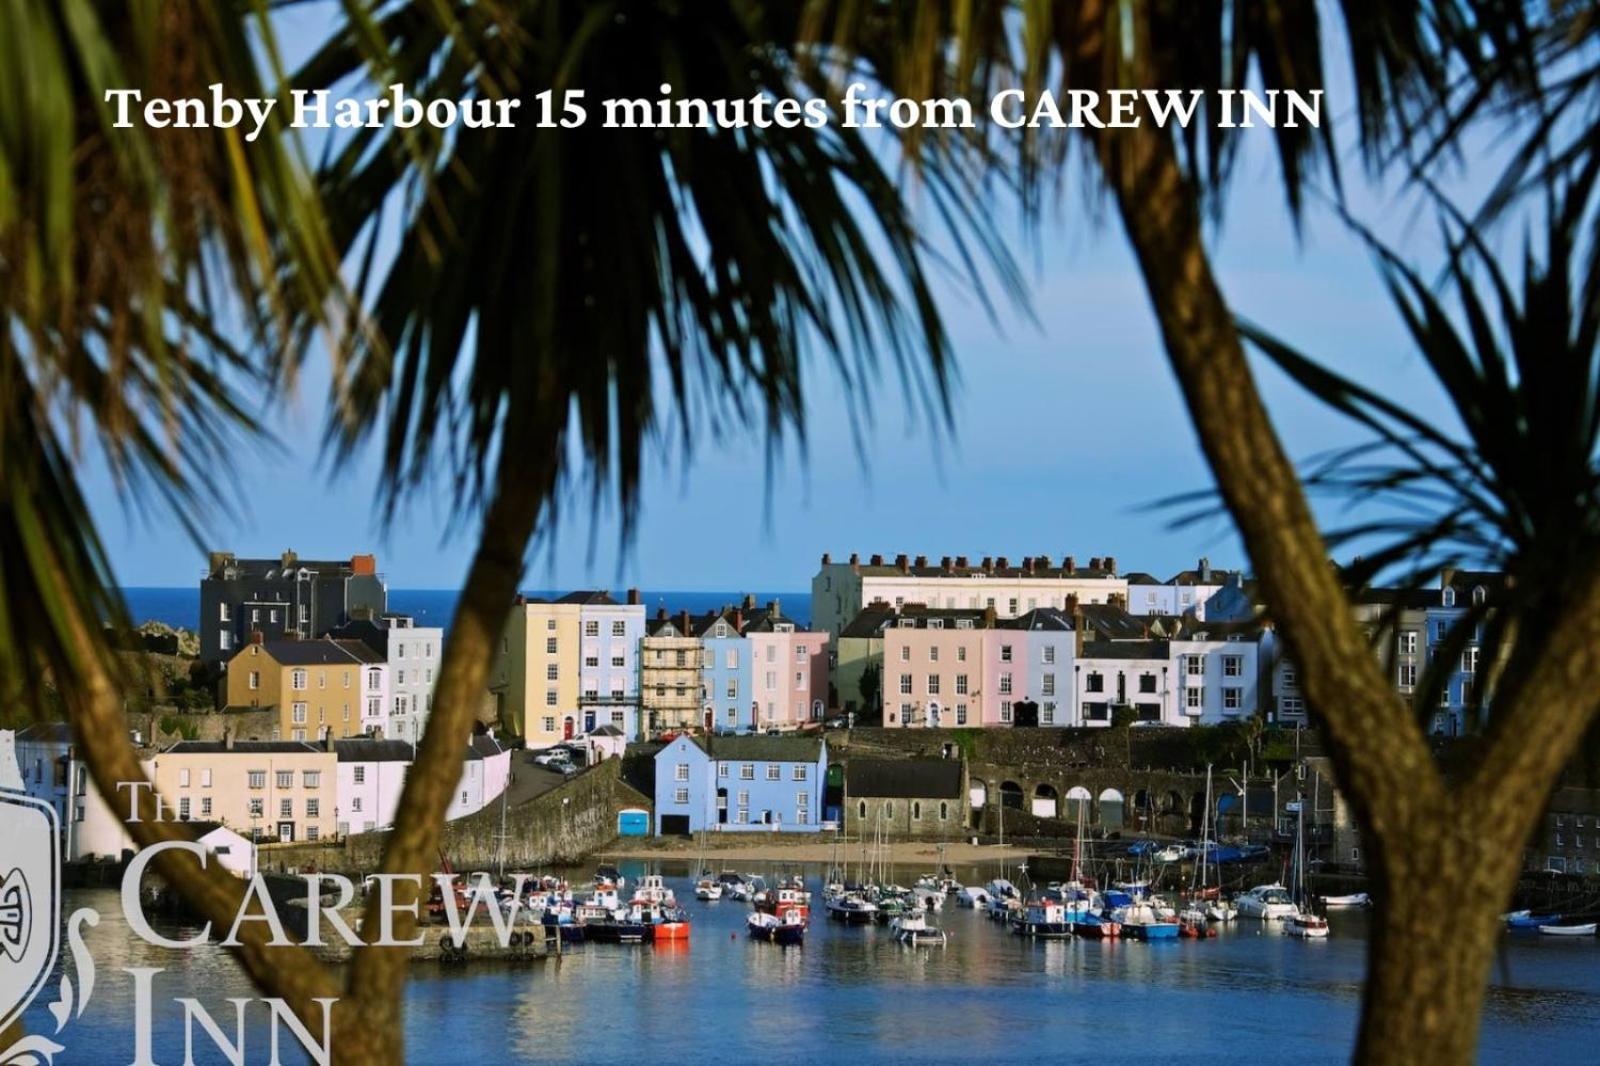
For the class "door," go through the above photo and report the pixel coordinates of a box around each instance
[717,788,729,824]
[563,717,575,740]
[584,710,596,733]
[277,822,295,842]
[704,707,714,732]
[928,701,941,728]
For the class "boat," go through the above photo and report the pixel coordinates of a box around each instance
[1177,907,1216,938]
[890,908,948,946]
[1505,909,1562,929]
[1187,766,1230,928]
[1206,901,1239,923]
[1322,893,1370,908]
[1121,903,1180,939]
[825,892,879,924]
[755,885,811,924]
[718,871,752,900]
[1236,884,1299,921]
[956,885,991,908]
[1286,912,1330,938]
[1012,898,1073,939]
[594,864,625,893]
[1066,911,1122,938]
[694,878,723,901]
[631,874,677,907]
[748,909,806,945]
[1112,880,1151,898]
[984,878,1021,921]
[1538,922,1597,936]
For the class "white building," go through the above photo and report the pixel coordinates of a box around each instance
[812,552,1128,638]
[1072,642,1180,727]
[11,723,134,861]
[194,822,256,877]
[566,591,646,739]
[448,735,513,820]
[1170,634,1261,725]
[1125,559,1240,620]
[329,614,443,742]
[334,734,513,836]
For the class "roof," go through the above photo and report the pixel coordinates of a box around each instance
[837,560,1120,580]
[667,734,825,763]
[333,639,385,664]
[324,619,387,658]
[1122,571,1163,585]
[557,590,617,605]
[236,638,369,667]
[15,723,73,744]
[467,735,508,760]
[845,758,962,799]
[1001,607,1075,632]
[162,740,329,755]
[1079,639,1171,661]
[335,738,416,762]
[589,725,625,737]
[842,604,996,638]
[1077,604,1150,640]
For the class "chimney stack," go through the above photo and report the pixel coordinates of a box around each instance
[250,629,264,646]
[743,593,756,610]
[769,598,781,618]
[1037,554,1052,570]
[955,555,969,569]
[678,609,690,635]
[1198,557,1211,583]
[895,554,909,573]
[1065,555,1076,573]
[996,555,1009,571]
[821,552,832,566]
[732,609,744,632]
[981,556,993,573]
[1105,556,1117,575]
[627,588,641,605]
[870,553,884,566]
[1024,556,1035,574]
[281,550,298,570]
[941,555,953,573]
[848,552,860,565]
[914,554,927,569]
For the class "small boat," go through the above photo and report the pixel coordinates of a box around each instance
[890,908,948,946]
[718,871,751,900]
[1538,922,1597,936]
[1322,893,1370,908]
[1505,910,1561,929]
[594,864,625,893]
[955,885,990,909]
[825,892,879,924]
[631,874,677,907]
[1012,899,1073,939]
[1112,880,1151,898]
[748,909,806,945]
[1121,903,1180,940]
[1286,912,1330,938]
[694,878,723,901]
[1206,901,1238,923]
[1177,908,1216,938]
[1236,884,1299,921]
[1067,911,1122,938]
[755,886,811,924]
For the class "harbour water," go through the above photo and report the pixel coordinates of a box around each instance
[24,863,1600,1063]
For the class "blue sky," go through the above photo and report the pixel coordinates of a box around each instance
[86,45,1490,592]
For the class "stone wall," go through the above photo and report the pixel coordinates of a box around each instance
[259,758,652,874]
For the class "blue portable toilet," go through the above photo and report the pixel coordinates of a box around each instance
[617,808,650,837]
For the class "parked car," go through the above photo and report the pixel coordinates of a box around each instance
[533,751,573,769]
[824,716,849,729]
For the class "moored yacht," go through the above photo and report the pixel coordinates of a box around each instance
[890,907,948,946]
[1236,884,1300,920]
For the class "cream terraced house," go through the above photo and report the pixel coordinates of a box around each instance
[145,739,337,844]
[812,552,1128,638]
[224,636,390,741]
[490,595,582,745]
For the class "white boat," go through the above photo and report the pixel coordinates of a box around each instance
[1538,922,1597,936]
[1206,901,1238,922]
[631,874,677,906]
[1153,844,1189,863]
[955,885,990,909]
[1236,884,1300,920]
[694,878,723,901]
[913,886,946,912]
[825,892,879,924]
[890,908,948,946]
[1286,912,1330,938]
[1321,892,1370,908]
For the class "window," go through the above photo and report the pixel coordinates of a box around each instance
[397,670,406,685]
[248,770,266,789]
[220,603,232,622]
[766,765,781,781]
[1187,656,1205,677]
[279,799,292,818]
[291,728,306,742]
[292,702,307,724]
[859,801,868,819]
[248,671,260,690]
[249,799,264,817]
[1043,645,1056,665]
[1042,674,1056,697]
[1398,662,1417,690]
[718,763,729,778]
[306,826,320,842]
[179,798,191,820]
[735,810,750,824]
[674,788,689,804]
[900,673,913,695]
[885,802,895,819]
[899,646,910,662]
[585,621,600,637]
[307,798,320,817]
[1442,587,1456,607]
[928,675,942,696]
[546,637,558,654]
[291,669,308,691]
[547,664,559,681]
[1000,644,1014,663]
[277,770,294,789]
[1223,656,1242,677]
[1282,665,1297,688]
[796,809,810,826]
[344,672,352,689]
[740,764,755,780]
[955,674,969,696]
[542,716,556,733]
[1087,672,1104,693]
[1186,688,1203,710]
[366,698,381,718]
[612,655,626,668]
[675,763,690,782]
[611,620,627,637]
[351,797,363,813]
[726,679,738,699]
[1223,688,1242,710]
[793,765,807,781]
[737,790,750,807]
[725,650,738,669]
[201,769,212,788]
[1398,631,1417,655]
[585,654,600,668]
[1000,702,1013,723]
[1463,647,1480,674]
[180,768,191,787]
[303,771,320,788]
[546,690,559,707]
[1043,702,1056,724]
[1139,673,1157,694]
[794,671,805,690]
[318,673,327,689]
[353,766,366,785]
[200,797,212,817]
[999,672,1013,695]
[957,646,968,661]
[913,802,922,820]
[1281,696,1305,715]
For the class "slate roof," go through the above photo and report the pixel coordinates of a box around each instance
[247,639,368,666]
[844,757,962,799]
[841,604,995,638]
[335,738,416,763]
[557,590,617,605]
[677,734,825,763]
[467,735,508,761]
[334,639,385,664]
[1079,639,1171,660]
[163,740,328,755]
[1001,607,1075,632]
[15,722,74,744]
[1077,604,1150,640]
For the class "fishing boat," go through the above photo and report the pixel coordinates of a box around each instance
[719,871,752,900]
[1012,898,1073,939]
[1067,911,1122,938]
[594,864,626,893]
[694,878,723,901]
[748,909,806,945]
[643,902,692,942]
[631,874,677,907]
[1322,892,1370,908]
[1177,907,1216,938]
[755,885,811,924]
[984,878,1021,922]
[1538,922,1597,936]
[890,908,948,946]
[1285,912,1330,938]
[1236,884,1299,920]
[956,885,991,908]
[1505,909,1562,929]
[1121,902,1180,940]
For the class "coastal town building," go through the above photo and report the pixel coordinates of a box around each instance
[698,606,751,732]
[843,757,967,839]
[332,734,513,834]
[223,637,389,741]
[145,739,338,844]
[327,614,443,743]
[652,734,828,834]
[743,599,829,731]
[199,550,387,664]
[811,552,1128,638]
[1531,785,1600,875]
[640,610,704,735]
[490,596,582,745]
[570,590,646,738]
[10,723,134,861]
[1125,558,1242,620]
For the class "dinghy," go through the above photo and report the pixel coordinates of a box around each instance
[1321,893,1370,908]
[1538,922,1597,936]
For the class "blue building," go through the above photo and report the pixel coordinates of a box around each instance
[1425,570,1499,736]
[653,734,828,834]
[696,607,753,731]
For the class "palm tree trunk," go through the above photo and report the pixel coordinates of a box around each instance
[1098,123,1490,1063]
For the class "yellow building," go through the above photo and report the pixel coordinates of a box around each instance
[224,638,380,742]
[145,739,338,844]
[490,597,582,745]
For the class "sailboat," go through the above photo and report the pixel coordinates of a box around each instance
[1284,796,1329,939]
[692,831,723,900]
[1190,766,1234,925]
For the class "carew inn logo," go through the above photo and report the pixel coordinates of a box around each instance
[0,779,61,1044]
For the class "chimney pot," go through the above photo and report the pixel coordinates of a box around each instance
[627,587,641,605]
[870,554,884,567]
[1065,555,1076,572]
[678,609,690,634]
[821,552,832,566]
[848,552,859,565]
[1105,555,1117,574]
[996,555,1009,570]
[914,554,927,569]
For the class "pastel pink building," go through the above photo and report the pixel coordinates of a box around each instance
[745,604,829,729]
[880,609,995,727]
